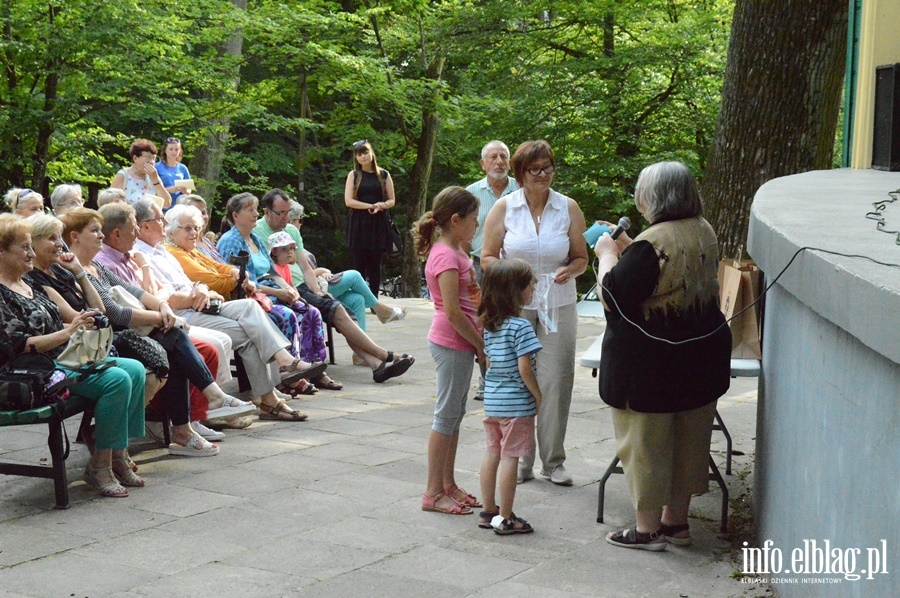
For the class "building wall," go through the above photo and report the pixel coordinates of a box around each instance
[748,169,900,597]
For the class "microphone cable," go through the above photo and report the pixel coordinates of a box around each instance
[593,245,900,346]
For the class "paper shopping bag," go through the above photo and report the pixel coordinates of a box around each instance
[718,260,762,359]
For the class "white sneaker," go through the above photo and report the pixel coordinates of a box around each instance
[191,421,225,442]
[517,466,535,484]
[145,421,169,445]
[540,464,573,486]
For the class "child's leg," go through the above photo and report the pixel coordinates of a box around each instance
[498,455,519,519]
[480,450,501,513]
[442,430,460,490]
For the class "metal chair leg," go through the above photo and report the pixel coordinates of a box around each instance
[596,456,624,523]
[708,455,729,533]
[713,409,733,475]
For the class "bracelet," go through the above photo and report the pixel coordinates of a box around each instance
[140,264,152,269]
[74,270,88,281]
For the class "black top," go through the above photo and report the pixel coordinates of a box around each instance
[26,265,86,312]
[0,280,67,361]
[599,219,731,413]
[346,169,390,251]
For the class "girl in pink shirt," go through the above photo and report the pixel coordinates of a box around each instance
[413,186,484,515]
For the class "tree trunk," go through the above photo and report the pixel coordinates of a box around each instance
[701,0,847,259]
[190,0,247,203]
[401,56,445,297]
[31,5,60,192]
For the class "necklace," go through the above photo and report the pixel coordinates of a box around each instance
[0,277,33,298]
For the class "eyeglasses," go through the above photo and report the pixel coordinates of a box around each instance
[165,137,180,143]
[526,164,556,176]
[268,208,289,218]
[352,139,369,152]
[177,225,200,234]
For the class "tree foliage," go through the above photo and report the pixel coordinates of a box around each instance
[1,0,735,292]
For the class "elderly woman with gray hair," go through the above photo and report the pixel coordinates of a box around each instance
[4,188,45,217]
[593,161,731,551]
[50,184,85,215]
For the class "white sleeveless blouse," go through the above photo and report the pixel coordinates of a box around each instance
[501,188,576,309]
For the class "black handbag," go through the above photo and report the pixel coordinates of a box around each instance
[0,347,71,412]
[387,212,404,257]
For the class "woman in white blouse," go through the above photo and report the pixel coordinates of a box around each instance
[481,140,587,486]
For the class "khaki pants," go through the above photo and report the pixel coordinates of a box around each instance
[612,400,717,511]
[518,302,577,472]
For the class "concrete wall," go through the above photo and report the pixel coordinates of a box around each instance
[747,169,899,597]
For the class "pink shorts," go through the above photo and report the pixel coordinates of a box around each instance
[483,416,535,458]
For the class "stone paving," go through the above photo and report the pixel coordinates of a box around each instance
[0,298,763,597]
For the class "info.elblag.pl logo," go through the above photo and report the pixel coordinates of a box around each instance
[741,539,889,585]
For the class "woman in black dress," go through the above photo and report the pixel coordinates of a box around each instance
[343,140,397,298]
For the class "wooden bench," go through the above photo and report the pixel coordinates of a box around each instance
[580,333,761,532]
[0,396,93,509]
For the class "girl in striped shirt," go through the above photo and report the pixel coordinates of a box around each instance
[477,258,543,534]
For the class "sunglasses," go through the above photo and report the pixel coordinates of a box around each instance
[165,137,180,144]
[352,139,369,152]
[18,188,33,199]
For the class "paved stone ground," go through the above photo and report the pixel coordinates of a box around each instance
[0,298,766,598]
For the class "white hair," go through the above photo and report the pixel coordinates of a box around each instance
[164,204,203,242]
[481,140,510,160]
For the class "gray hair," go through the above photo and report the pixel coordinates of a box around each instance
[177,193,206,208]
[4,188,44,213]
[288,200,304,220]
[98,202,136,237]
[27,213,63,240]
[481,140,510,160]
[633,161,703,224]
[131,197,157,225]
[50,184,82,210]
[97,188,126,208]
[164,204,202,242]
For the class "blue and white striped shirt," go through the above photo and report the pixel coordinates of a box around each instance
[483,316,542,417]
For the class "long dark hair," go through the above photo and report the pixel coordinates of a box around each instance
[478,258,534,333]
[411,186,479,257]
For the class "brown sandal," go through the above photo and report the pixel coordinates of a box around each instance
[313,375,343,391]
[258,399,308,421]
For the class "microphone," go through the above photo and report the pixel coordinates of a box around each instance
[610,216,631,240]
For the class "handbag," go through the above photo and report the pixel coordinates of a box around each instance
[108,285,153,336]
[250,291,273,312]
[386,212,404,257]
[56,325,114,369]
[0,348,71,412]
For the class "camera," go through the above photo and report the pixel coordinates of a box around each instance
[92,313,110,329]
[202,299,222,315]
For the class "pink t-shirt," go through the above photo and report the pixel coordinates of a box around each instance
[425,242,481,352]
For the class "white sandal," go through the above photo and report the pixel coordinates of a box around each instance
[169,433,219,457]
[379,307,407,324]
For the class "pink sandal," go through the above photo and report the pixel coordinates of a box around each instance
[421,491,472,515]
[445,484,482,508]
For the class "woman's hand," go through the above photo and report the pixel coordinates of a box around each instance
[68,310,99,335]
[553,266,572,285]
[57,252,83,273]
[241,278,257,295]
[272,288,296,303]
[158,302,176,332]
[593,233,619,258]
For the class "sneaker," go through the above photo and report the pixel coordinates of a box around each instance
[191,421,225,442]
[540,464,573,486]
[606,527,667,551]
[517,466,535,485]
[144,421,169,445]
